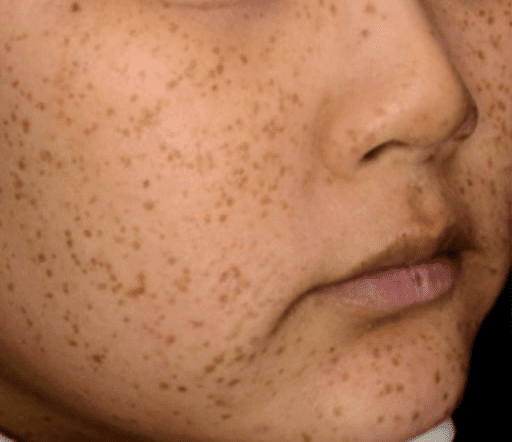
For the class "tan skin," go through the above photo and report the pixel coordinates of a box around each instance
[0,0,511,441]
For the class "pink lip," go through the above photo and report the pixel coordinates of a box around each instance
[314,256,459,311]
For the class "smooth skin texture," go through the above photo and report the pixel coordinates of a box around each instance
[0,0,511,441]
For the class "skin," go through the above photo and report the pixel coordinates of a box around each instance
[0,0,511,441]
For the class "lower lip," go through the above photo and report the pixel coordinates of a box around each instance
[316,256,459,311]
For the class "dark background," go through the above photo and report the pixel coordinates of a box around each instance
[453,270,511,440]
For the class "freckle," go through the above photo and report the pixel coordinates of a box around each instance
[92,354,105,364]
[159,382,170,391]
[394,414,404,422]
[22,118,31,134]
[396,383,404,392]
[372,347,380,358]
[377,415,385,423]
[443,392,449,401]
[434,369,441,384]
[412,411,421,421]
[177,386,187,392]
[71,2,81,13]
[361,29,370,38]
[46,269,52,278]
[143,200,155,211]
[333,406,343,417]
[365,2,376,14]
[165,335,176,346]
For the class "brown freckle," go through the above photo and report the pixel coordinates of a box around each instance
[71,2,81,12]
[221,414,232,420]
[372,347,380,358]
[377,415,385,423]
[396,383,404,392]
[329,3,337,15]
[143,179,150,188]
[165,334,175,345]
[412,411,420,421]
[38,253,46,263]
[488,16,495,25]
[84,229,92,237]
[159,382,170,390]
[442,392,449,401]
[68,340,78,347]
[106,108,115,116]
[177,386,188,392]
[365,2,376,14]
[40,150,53,163]
[434,369,441,384]
[227,379,240,387]
[143,200,155,211]
[301,433,312,442]
[7,283,14,291]
[361,29,370,38]
[92,354,105,364]
[44,292,53,299]
[477,49,486,60]
[378,383,393,396]
[46,269,52,277]
[394,414,403,422]
[22,118,31,134]
[333,406,342,417]
[18,156,26,170]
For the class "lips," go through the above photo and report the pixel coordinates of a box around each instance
[305,222,475,313]
[312,254,460,311]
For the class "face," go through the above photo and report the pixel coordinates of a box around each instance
[0,1,511,441]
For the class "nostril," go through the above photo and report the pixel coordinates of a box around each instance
[452,104,478,142]
[362,140,408,162]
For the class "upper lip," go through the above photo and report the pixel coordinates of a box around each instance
[313,221,477,294]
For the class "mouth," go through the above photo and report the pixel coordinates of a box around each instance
[304,222,475,316]
[311,251,463,314]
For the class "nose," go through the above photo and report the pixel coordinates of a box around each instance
[312,1,477,180]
